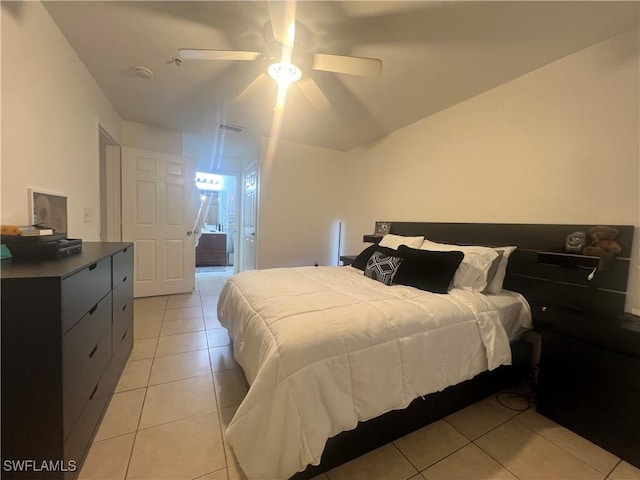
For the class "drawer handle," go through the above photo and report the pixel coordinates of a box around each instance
[89,263,98,271]
[89,382,99,400]
[89,344,98,358]
[89,304,98,315]
[121,329,128,340]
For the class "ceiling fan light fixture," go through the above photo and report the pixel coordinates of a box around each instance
[268,62,302,86]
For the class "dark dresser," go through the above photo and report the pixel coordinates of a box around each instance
[196,232,227,266]
[1,242,134,479]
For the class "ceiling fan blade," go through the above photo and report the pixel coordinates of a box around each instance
[267,2,286,45]
[267,1,297,47]
[296,77,331,111]
[179,49,260,61]
[312,53,382,78]
[235,73,270,103]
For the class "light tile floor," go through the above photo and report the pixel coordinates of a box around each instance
[79,273,640,480]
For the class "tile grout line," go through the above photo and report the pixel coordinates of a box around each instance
[196,279,236,478]
[121,299,166,480]
[206,295,236,479]
[119,296,168,478]
[119,280,231,480]
[124,294,215,480]
[470,439,523,480]
[605,459,623,479]
[394,433,472,477]
[389,441,422,478]
[121,386,149,480]
[204,275,239,478]
[430,399,519,476]
[437,410,523,478]
[509,411,620,476]
[470,408,606,480]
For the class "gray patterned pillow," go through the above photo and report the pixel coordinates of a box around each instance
[364,250,403,285]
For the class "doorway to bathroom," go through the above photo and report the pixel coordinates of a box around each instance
[194,172,237,278]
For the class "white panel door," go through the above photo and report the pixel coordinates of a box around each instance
[122,147,196,297]
[241,162,258,271]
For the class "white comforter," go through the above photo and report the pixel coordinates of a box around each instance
[218,266,521,479]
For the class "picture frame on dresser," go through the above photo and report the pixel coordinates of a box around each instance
[28,187,68,234]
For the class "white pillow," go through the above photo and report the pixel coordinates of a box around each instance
[419,239,500,292]
[485,246,517,294]
[379,234,424,249]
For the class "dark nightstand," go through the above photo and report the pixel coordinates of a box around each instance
[339,255,357,266]
[536,307,640,468]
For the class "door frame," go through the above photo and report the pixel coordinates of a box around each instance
[194,171,242,274]
[99,127,121,242]
[224,172,242,274]
[240,161,259,271]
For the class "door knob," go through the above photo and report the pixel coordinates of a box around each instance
[187,230,193,236]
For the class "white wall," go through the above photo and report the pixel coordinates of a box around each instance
[256,138,348,269]
[343,28,640,312]
[1,2,122,240]
[122,120,183,155]
[183,130,260,175]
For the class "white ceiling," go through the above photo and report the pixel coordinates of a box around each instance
[43,1,639,161]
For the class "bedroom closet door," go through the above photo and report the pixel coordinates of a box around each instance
[122,147,196,297]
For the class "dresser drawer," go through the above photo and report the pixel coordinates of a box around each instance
[112,279,133,352]
[63,368,112,477]
[101,329,133,401]
[63,329,111,440]
[62,258,111,333]
[112,246,133,288]
[64,332,133,474]
[63,293,112,379]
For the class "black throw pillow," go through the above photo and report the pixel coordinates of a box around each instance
[351,244,400,271]
[393,245,464,294]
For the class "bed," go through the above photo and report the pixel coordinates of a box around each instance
[217,222,634,480]
[218,264,531,479]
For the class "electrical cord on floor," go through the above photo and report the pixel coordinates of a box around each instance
[495,366,538,411]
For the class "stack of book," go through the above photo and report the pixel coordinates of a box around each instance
[0,224,55,236]
[19,225,55,237]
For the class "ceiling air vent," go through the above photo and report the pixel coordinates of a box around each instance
[217,123,245,134]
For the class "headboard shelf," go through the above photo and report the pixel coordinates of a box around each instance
[363,234,383,244]
[387,222,635,258]
[536,251,610,270]
[537,251,600,260]
[372,222,634,319]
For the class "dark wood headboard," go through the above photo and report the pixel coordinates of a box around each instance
[381,222,634,318]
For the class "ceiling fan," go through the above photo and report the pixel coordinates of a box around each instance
[177,2,382,111]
